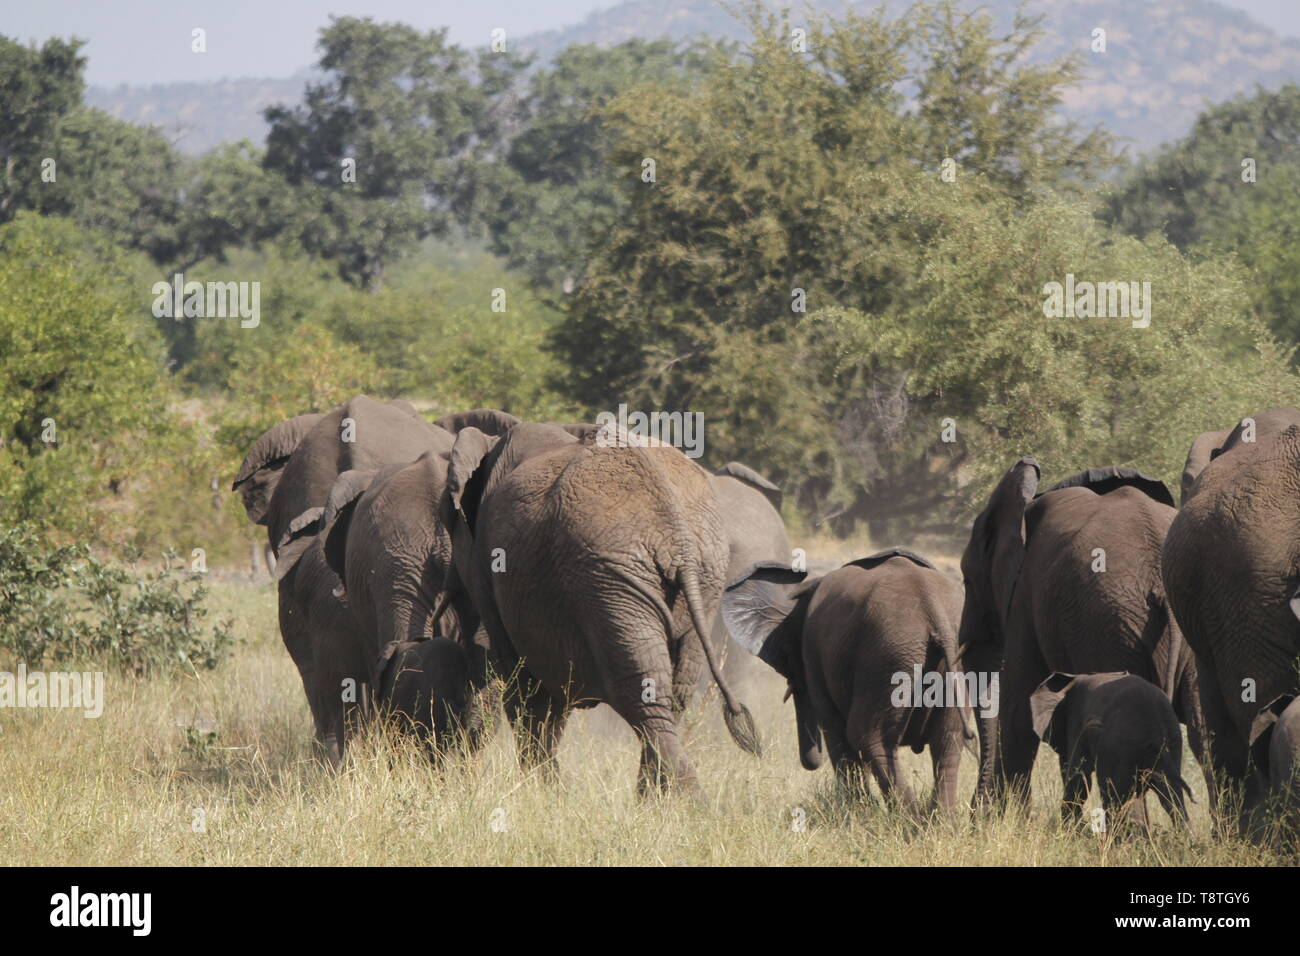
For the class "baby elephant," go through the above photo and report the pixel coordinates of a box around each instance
[723,549,971,812]
[1030,672,1191,829]
[1249,694,1300,817]
[377,637,482,759]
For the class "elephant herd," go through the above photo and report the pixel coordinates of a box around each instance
[233,396,1300,838]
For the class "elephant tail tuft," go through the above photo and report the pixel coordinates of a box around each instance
[679,565,763,757]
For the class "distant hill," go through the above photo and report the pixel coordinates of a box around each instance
[86,0,1300,156]
[85,72,316,154]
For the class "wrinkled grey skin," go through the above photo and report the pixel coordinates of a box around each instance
[958,459,1206,811]
[1164,410,1300,835]
[707,463,791,686]
[1031,672,1191,829]
[441,422,760,794]
[319,451,491,757]
[723,550,969,811]
[1250,695,1300,819]
[231,396,452,760]
[377,638,476,758]
[268,395,453,577]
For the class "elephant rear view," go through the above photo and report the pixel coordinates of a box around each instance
[443,423,760,794]
[1164,411,1300,834]
[1031,672,1191,832]
[957,459,1205,810]
[723,550,971,812]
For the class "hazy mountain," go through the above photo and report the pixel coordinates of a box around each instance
[85,72,317,155]
[85,0,1300,156]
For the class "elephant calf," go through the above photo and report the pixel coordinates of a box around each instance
[377,638,483,757]
[1250,694,1300,821]
[1030,672,1191,830]
[723,549,971,812]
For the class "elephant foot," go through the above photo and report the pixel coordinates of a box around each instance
[315,733,342,767]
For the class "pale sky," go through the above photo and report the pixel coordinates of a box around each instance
[3,0,1297,88]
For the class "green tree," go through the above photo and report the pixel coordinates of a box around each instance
[263,17,529,288]
[0,35,85,222]
[39,107,184,263]
[1101,86,1300,348]
[1100,84,1300,251]
[474,39,720,291]
[551,2,1296,537]
[0,214,171,540]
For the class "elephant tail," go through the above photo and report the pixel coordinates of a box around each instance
[679,565,762,757]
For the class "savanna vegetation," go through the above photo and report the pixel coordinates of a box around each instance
[1,2,1297,863]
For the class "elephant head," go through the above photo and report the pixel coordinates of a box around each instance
[1249,694,1300,789]
[721,561,823,769]
[267,395,453,580]
[377,637,482,756]
[231,413,325,525]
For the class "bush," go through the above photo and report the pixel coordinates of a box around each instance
[0,526,233,675]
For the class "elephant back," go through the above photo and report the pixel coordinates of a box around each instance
[1042,466,1174,508]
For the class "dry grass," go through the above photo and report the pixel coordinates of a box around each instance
[0,576,1285,866]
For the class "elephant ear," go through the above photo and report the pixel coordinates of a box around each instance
[319,469,378,581]
[714,462,782,510]
[981,457,1040,625]
[446,427,498,532]
[1029,671,1076,744]
[1180,428,1232,505]
[1249,694,1296,778]
[553,422,603,445]
[721,561,816,677]
[231,413,325,523]
[1044,466,1174,508]
[272,507,326,580]
[843,547,936,573]
[433,408,521,437]
[232,413,324,490]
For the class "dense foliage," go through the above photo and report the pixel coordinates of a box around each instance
[0,526,232,674]
[1,1,1297,550]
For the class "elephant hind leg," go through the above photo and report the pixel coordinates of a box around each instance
[925,704,969,813]
[1059,754,1092,825]
[503,673,568,784]
[851,709,916,812]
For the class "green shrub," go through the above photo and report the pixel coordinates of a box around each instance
[0,526,233,675]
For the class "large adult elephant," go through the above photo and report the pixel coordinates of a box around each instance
[232,395,453,757]
[705,463,791,687]
[439,421,760,794]
[531,427,793,688]
[1162,408,1300,832]
[958,459,1206,809]
[723,549,969,811]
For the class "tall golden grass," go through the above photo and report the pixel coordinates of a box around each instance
[0,576,1284,866]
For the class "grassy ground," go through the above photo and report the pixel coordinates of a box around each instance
[0,573,1286,866]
